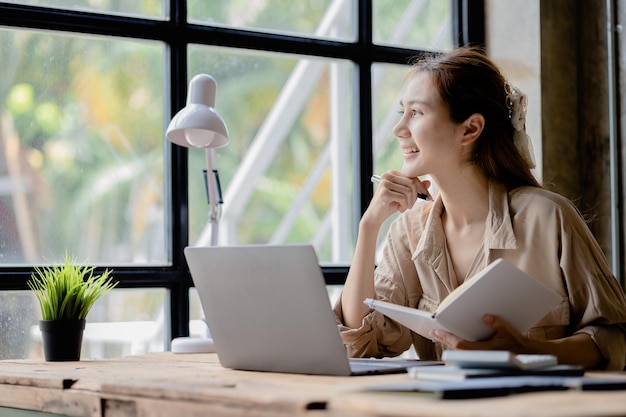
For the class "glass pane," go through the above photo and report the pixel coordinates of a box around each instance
[373,0,453,51]
[188,288,208,338]
[1,0,166,19]
[186,46,355,264]
[188,0,356,42]
[1,288,165,360]
[372,62,411,251]
[0,28,167,265]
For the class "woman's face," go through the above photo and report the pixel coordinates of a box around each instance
[392,71,464,179]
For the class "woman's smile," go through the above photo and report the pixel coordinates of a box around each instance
[402,146,419,156]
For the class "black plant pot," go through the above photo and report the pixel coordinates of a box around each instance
[39,319,86,361]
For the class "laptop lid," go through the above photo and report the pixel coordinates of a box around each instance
[184,244,357,376]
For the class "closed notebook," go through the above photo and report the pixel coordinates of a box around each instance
[364,258,561,341]
[365,376,626,400]
[409,365,585,382]
[441,350,558,370]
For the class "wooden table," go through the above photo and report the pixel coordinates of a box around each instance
[0,353,625,417]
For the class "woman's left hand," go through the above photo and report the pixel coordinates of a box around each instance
[430,314,530,353]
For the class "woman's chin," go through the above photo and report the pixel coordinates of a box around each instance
[402,166,424,178]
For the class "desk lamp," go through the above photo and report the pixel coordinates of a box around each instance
[166,74,229,353]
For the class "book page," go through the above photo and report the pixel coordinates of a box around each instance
[434,259,503,312]
[433,259,561,341]
[363,298,447,339]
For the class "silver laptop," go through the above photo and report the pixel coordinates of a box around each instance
[184,244,424,376]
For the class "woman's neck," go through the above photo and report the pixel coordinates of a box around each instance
[434,168,490,229]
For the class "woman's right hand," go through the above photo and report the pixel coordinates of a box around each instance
[341,171,431,329]
[363,170,431,228]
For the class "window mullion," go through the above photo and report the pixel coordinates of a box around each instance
[354,0,375,241]
[168,0,190,341]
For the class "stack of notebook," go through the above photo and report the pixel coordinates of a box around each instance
[409,350,583,381]
[365,351,626,399]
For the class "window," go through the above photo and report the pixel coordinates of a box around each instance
[0,28,166,265]
[0,0,481,359]
[373,0,453,50]
[187,46,355,261]
[189,0,355,42]
[0,0,165,18]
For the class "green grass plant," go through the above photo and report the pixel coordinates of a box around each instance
[28,254,117,321]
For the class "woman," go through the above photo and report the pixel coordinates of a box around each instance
[335,46,626,370]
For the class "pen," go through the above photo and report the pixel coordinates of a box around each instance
[371,174,430,201]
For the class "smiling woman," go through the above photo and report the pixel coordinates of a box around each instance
[336,46,626,371]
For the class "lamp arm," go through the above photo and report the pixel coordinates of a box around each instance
[204,148,222,246]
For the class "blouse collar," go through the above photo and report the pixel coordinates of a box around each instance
[412,180,518,265]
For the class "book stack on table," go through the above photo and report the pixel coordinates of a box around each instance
[367,351,626,400]
[410,350,584,381]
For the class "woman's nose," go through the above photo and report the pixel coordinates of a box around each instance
[392,118,409,139]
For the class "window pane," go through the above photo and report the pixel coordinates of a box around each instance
[188,0,356,42]
[372,62,411,250]
[373,0,453,51]
[1,0,166,19]
[0,28,167,265]
[0,288,165,359]
[187,46,355,263]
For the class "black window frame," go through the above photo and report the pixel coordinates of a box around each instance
[0,0,484,341]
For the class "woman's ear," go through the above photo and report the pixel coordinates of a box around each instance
[459,113,485,146]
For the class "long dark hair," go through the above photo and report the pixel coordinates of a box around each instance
[407,46,540,189]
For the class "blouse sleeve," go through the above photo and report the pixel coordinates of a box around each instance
[558,198,626,370]
[333,212,421,358]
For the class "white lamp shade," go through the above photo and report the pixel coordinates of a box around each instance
[166,74,229,149]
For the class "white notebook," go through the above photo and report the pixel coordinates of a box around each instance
[441,350,558,370]
[364,259,561,341]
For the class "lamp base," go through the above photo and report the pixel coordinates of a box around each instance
[171,336,216,353]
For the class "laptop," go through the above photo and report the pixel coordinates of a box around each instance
[184,244,429,376]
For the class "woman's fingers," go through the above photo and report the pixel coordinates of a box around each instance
[379,172,432,210]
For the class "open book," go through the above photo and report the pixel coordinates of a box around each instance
[364,258,561,341]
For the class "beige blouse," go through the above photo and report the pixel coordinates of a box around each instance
[334,182,626,370]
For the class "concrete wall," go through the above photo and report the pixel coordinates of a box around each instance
[485,0,622,280]
[485,0,542,182]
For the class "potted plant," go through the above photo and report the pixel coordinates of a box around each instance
[28,254,117,361]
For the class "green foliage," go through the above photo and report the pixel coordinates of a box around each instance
[0,28,165,261]
[28,254,117,321]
